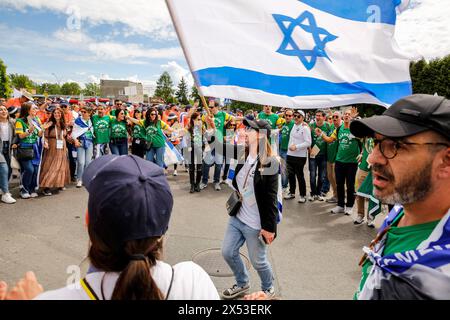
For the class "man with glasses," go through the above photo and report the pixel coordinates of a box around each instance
[316,108,361,215]
[280,109,295,195]
[325,111,342,204]
[284,110,311,202]
[349,94,450,300]
[309,111,331,202]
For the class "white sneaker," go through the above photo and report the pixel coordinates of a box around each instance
[284,193,295,200]
[214,183,221,191]
[331,206,345,214]
[354,216,364,225]
[76,181,83,188]
[315,195,325,202]
[345,207,353,216]
[367,217,376,228]
[173,170,178,176]
[20,192,31,199]
[200,183,208,190]
[308,195,316,202]
[1,193,16,204]
[30,193,38,198]
[298,196,307,203]
[282,187,289,195]
[263,287,276,299]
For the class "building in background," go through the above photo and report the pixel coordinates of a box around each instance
[100,80,144,103]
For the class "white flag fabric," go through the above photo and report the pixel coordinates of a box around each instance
[166,0,412,108]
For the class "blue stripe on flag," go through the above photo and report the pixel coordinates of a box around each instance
[299,0,401,25]
[195,67,412,105]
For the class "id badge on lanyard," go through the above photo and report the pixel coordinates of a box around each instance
[55,127,64,150]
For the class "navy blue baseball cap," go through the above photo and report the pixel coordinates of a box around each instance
[83,155,173,250]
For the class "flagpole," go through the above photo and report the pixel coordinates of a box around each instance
[165,0,212,117]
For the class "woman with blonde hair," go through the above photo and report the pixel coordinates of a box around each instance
[217,118,281,300]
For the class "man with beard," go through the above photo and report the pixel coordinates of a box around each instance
[350,94,450,300]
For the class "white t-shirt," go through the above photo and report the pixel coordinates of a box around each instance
[0,122,9,142]
[236,155,261,230]
[34,261,219,300]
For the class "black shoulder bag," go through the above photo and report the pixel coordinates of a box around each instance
[226,157,258,217]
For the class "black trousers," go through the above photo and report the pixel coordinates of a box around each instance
[287,155,307,197]
[335,161,358,208]
[131,139,146,158]
[67,143,77,181]
[189,164,202,186]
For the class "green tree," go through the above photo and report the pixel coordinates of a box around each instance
[190,85,201,102]
[9,73,35,91]
[82,83,100,97]
[154,71,174,102]
[175,77,189,105]
[0,59,11,98]
[61,82,81,95]
[37,83,62,95]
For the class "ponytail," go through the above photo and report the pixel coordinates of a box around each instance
[88,223,165,300]
[111,245,163,300]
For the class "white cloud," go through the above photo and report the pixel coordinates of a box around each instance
[160,61,194,88]
[0,0,176,40]
[0,23,183,64]
[395,0,450,60]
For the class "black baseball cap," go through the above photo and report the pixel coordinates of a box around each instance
[244,118,272,138]
[83,155,173,250]
[351,94,450,140]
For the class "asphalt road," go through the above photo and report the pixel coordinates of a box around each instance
[0,171,382,299]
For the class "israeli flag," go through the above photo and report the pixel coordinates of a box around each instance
[166,0,412,108]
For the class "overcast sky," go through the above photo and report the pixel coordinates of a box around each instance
[0,0,448,94]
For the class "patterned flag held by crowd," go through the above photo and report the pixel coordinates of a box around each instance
[166,0,412,109]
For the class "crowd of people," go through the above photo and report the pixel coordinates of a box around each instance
[1,92,449,301]
[1,91,385,230]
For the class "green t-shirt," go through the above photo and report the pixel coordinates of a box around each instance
[280,120,295,151]
[142,120,168,148]
[326,124,339,163]
[16,118,40,144]
[334,125,360,163]
[258,112,280,129]
[92,115,112,144]
[110,119,128,139]
[132,123,146,140]
[354,210,440,300]
[203,111,232,142]
[310,122,331,156]
[359,138,374,171]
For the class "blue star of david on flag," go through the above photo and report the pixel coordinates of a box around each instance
[273,11,338,71]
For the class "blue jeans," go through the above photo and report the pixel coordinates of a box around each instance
[309,154,327,196]
[202,149,223,184]
[109,141,128,156]
[19,159,38,195]
[77,145,94,182]
[146,146,165,168]
[0,162,9,193]
[222,216,274,291]
[279,149,288,189]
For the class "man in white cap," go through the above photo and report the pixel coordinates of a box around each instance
[6,91,34,109]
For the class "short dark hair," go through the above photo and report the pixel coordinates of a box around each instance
[315,111,326,117]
